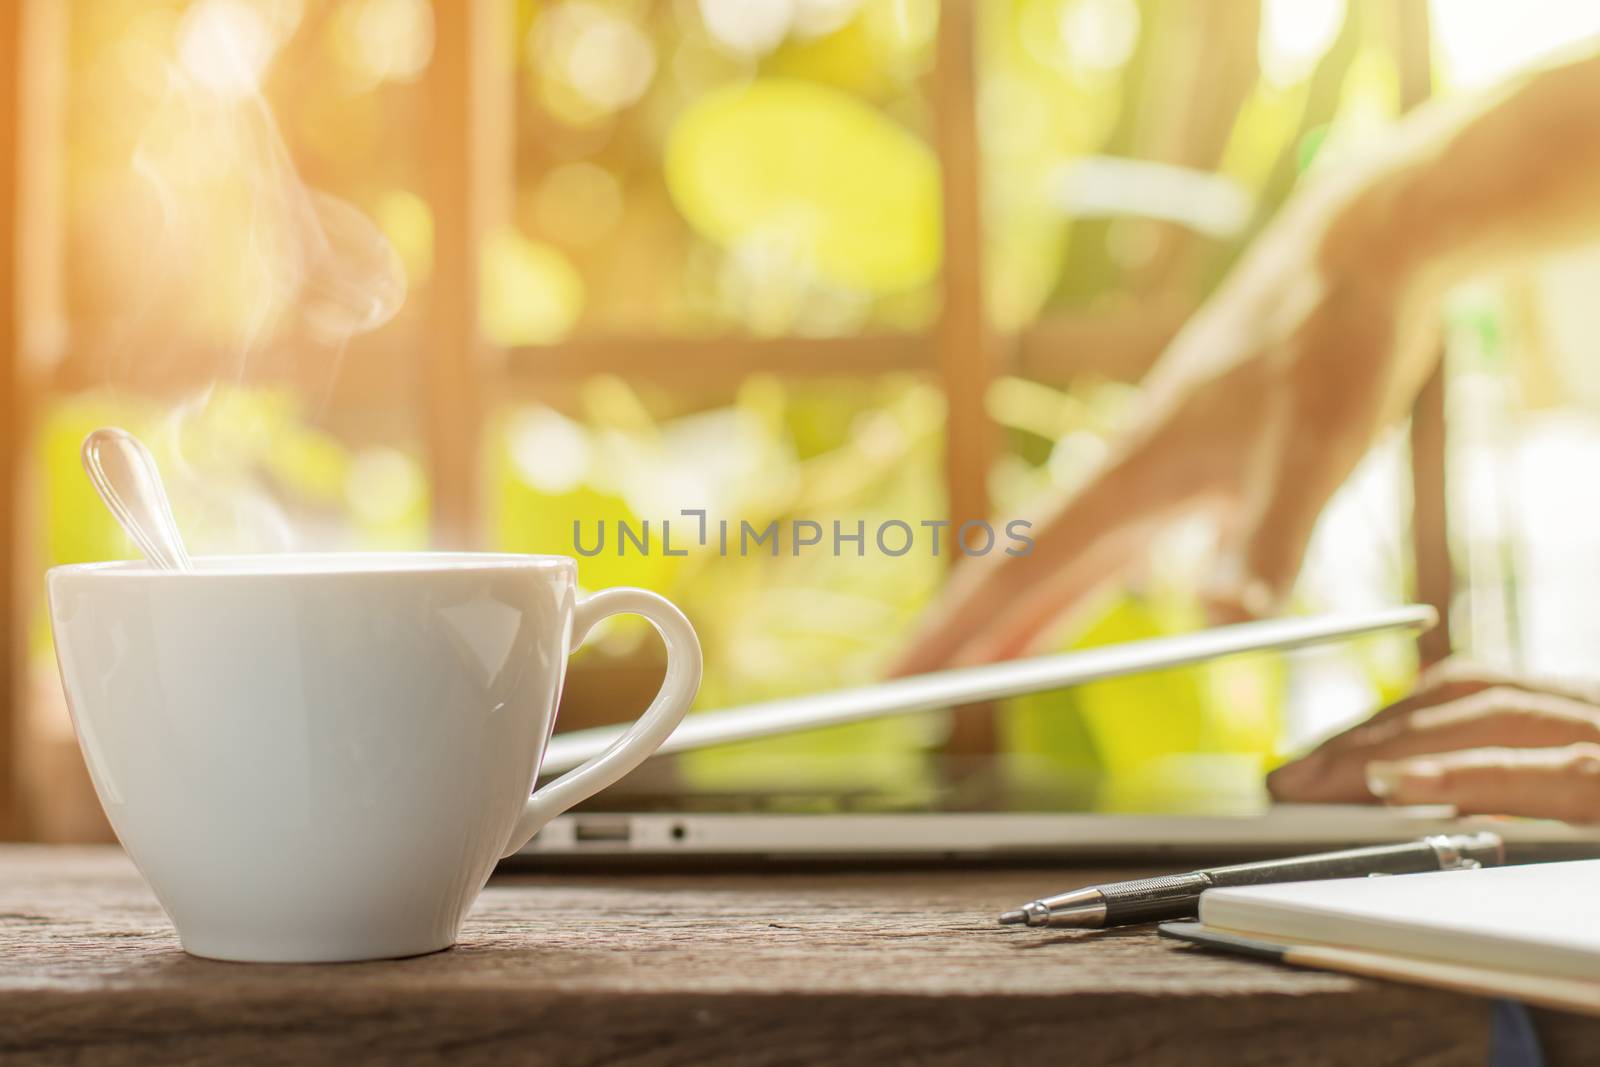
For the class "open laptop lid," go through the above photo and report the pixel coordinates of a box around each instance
[542,605,1436,775]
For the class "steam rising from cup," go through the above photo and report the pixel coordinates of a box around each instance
[129,70,407,372]
[297,191,407,345]
[113,2,410,554]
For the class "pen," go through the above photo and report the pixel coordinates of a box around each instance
[998,832,1506,929]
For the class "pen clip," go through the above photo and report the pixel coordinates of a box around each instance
[1424,834,1484,871]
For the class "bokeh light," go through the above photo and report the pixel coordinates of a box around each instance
[333,0,434,89]
[509,407,593,494]
[665,79,940,294]
[372,188,434,286]
[697,0,795,57]
[1430,0,1600,88]
[346,446,426,525]
[531,2,657,122]
[1259,0,1346,88]
[177,0,280,98]
[1058,0,1140,76]
[479,227,585,345]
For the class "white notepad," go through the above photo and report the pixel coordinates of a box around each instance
[1199,860,1600,982]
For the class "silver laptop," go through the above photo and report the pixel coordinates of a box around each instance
[509,607,1599,865]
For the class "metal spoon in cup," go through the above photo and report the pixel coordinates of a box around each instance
[81,427,194,571]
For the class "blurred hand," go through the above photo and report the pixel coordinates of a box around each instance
[1267,658,1600,823]
[893,171,1430,675]
[892,50,1600,676]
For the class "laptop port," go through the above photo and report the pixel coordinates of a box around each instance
[572,819,632,844]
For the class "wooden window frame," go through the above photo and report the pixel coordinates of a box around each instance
[421,0,1008,549]
[1,0,24,838]
[1397,0,1453,665]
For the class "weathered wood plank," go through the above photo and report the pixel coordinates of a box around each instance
[0,845,1578,1066]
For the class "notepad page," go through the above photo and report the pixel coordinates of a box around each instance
[1198,859,1600,982]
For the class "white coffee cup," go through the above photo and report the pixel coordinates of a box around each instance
[47,552,701,963]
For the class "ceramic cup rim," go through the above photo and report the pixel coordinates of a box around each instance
[48,551,578,582]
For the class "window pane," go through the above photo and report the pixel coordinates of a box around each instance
[976,0,1419,778]
[491,374,946,793]
[495,0,942,342]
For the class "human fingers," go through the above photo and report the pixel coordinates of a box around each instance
[1365,743,1600,823]
[1267,688,1600,803]
[891,384,1251,678]
[1268,659,1520,786]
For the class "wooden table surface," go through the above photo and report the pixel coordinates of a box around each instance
[1,845,1596,1066]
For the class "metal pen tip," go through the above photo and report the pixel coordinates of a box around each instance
[1033,887,1103,913]
[1001,888,1108,927]
[1021,901,1052,926]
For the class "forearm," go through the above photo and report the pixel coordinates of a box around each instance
[896,371,1252,671]
[1324,50,1600,289]
[898,52,1600,672]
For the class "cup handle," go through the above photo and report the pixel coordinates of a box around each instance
[500,587,702,858]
